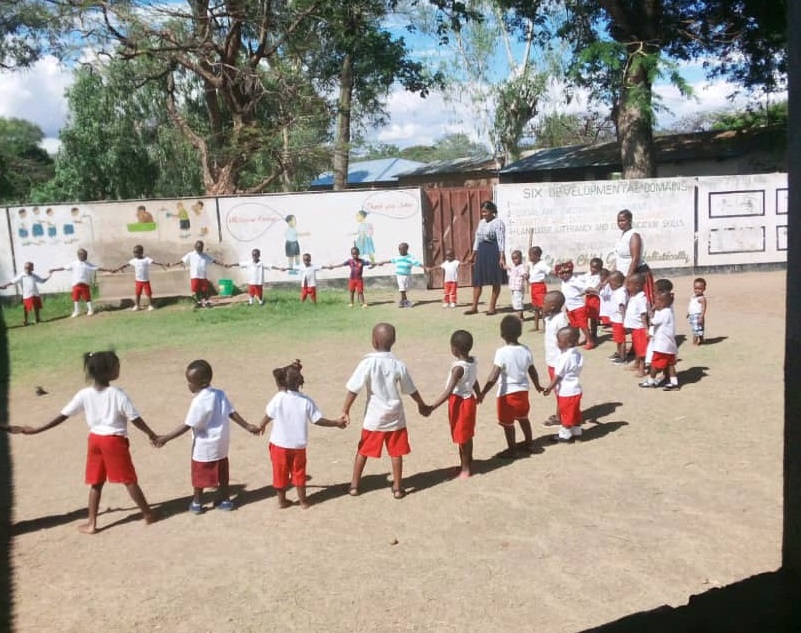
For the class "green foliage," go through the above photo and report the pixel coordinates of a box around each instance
[532,111,615,148]
[709,101,788,131]
[0,118,54,204]
[354,133,487,161]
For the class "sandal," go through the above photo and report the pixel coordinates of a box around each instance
[348,486,359,497]
[392,487,406,499]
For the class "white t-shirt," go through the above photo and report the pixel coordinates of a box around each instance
[554,347,583,397]
[65,260,98,285]
[544,311,570,367]
[492,344,534,396]
[449,359,478,398]
[528,260,551,283]
[346,352,417,431]
[10,272,47,298]
[265,390,323,450]
[182,251,214,279]
[296,264,320,287]
[688,295,704,315]
[610,287,628,324]
[239,260,271,286]
[599,282,614,319]
[561,276,588,311]
[129,256,154,282]
[61,386,140,437]
[651,307,678,354]
[624,291,649,329]
[440,260,460,283]
[183,387,234,462]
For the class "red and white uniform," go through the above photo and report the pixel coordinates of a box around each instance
[610,286,628,344]
[624,290,649,357]
[129,256,154,296]
[182,251,214,279]
[446,358,478,444]
[528,260,551,308]
[554,346,583,438]
[265,389,324,488]
[649,306,678,370]
[544,310,570,377]
[9,272,48,310]
[492,343,535,424]
[239,260,272,298]
[440,259,460,304]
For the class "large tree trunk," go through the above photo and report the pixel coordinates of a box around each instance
[616,57,656,179]
[333,53,354,191]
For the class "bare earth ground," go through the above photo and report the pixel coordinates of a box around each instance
[6,271,785,633]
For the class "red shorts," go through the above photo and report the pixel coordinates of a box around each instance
[567,306,587,329]
[600,316,611,325]
[22,296,42,311]
[348,279,364,293]
[135,281,152,297]
[612,322,626,344]
[358,428,410,458]
[448,394,476,444]
[191,457,229,489]
[629,327,647,357]
[248,284,263,299]
[301,286,317,301]
[72,283,91,302]
[497,391,530,425]
[557,394,582,427]
[190,278,209,294]
[529,282,547,308]
[443,281,458,302]
[85,433,137,485]
[585,295,600,320]
[650,351,676,370]
[269,443,307,489]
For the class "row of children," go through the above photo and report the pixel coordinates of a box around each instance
[1,316,586,531]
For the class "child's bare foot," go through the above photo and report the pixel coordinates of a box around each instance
[278,498,293,509]
[458,470,471,480]
[143,510,158,525]
[77,522,97,535]
[299,500,311,509]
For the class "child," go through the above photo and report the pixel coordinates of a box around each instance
[0,261,50,325]
[324,246,371,307]
[227,248,277,306]
[542,327,584,443]
[506,249,529,321]
[439,249,461,308]
[377,242,424,308]
[608,271,629,364]
[598,268,614,327]
[170,240,224,308]
[50,248,112,317]
[623,273,650,377]
[426,330,482,479]
[687,277,707,345]
[13,351,158,533]
[640,286,679,391]
[114,244,167,311]
[480,315,543,458]
[284,252,321,304]
[541,290,569,426]
[342,322,429,498]
[582,258,604,345]
[155,360,259,513]
[260,360,347,509]
[527,246,551,331]
[555,261,592,349]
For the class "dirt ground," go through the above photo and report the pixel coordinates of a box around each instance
[6,270,785,633]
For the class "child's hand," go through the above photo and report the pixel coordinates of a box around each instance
[153,435,167,448]
[534,385,544,393]
[336,415,348,429]
[341,412,351,427]
[247,424,260,435]
[542,388,552,396]
[476,393,483,405]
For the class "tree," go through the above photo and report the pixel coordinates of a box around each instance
[0,0,64,69]
[0,118,54,204]
[531,111,615,147]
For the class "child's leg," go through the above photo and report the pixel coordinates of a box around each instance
[276,488,292,509]
[85,300,94,315]
[501,424,516,454]
[33,305,41,323]
[125,482,156,524]
[518,418,535,449]
[350,452,368,493]
[400,290,408,302]
[390,456,404,497]
[297,486,310,509]
[78,483,104,534]
[193,486,204,505]
[358,290,366,306]
[349,289,355,305]
[458,439,473,478]
[22,306,30,326]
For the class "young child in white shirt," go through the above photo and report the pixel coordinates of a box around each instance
[555,260,593,349]
[623,273,650,377]
[607,271,629,364]
[506,249,529,320]
[527,246,551,331]
[641,279,679,390]
[114,244,167,311]
[156,360,259,513]
[439,249,462,308]
[687,277,708,345]
[0,261,50,325]
[50,248,113,317]
[285,252,322,304]
[543,327,584,443]
[541,290,569,427]
[260,360,346,509]
[169,240,224,308]
[227,248,278,306]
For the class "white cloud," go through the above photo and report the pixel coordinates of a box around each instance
[0,55,72,138]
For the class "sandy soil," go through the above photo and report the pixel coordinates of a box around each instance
[6,270,785,632]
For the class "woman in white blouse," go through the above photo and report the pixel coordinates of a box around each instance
[464,200,508,315]
[615,209,654,301]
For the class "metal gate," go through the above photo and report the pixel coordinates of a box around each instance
[422,187,493,289]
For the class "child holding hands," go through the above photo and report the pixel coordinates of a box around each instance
[156,360,259,513]
[426,330,482,479]
[12,351,158,533]
[481,315,543,458]
[542,327,584,443]
[0,261,50,325]
[260,360,347,509]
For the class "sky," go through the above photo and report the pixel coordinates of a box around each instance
[0,22,778,156]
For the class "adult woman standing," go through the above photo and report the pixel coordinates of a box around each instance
[615,209,654,301]
[465,200,508,315]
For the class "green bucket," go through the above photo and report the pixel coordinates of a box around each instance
[218,279,234,297]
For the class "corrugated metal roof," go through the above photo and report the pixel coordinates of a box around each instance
[397,155,497,176]
[311,158,426,186]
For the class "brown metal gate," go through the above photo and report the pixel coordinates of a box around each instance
[422,187,493,289]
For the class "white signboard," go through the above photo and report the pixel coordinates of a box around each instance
[496,178,696,271]
[216,189,424,284]
[696,173,788,266]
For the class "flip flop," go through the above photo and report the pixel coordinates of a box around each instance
[392,487,406,499]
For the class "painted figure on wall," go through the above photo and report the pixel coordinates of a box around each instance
[177,201,191,238]
[31,207,45,244]
[17,209,31,245]
[63,207,79,243]
[284,215,310,271]
[192,200,209,237]
[45,208,58,243]
[353,210,376,264]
